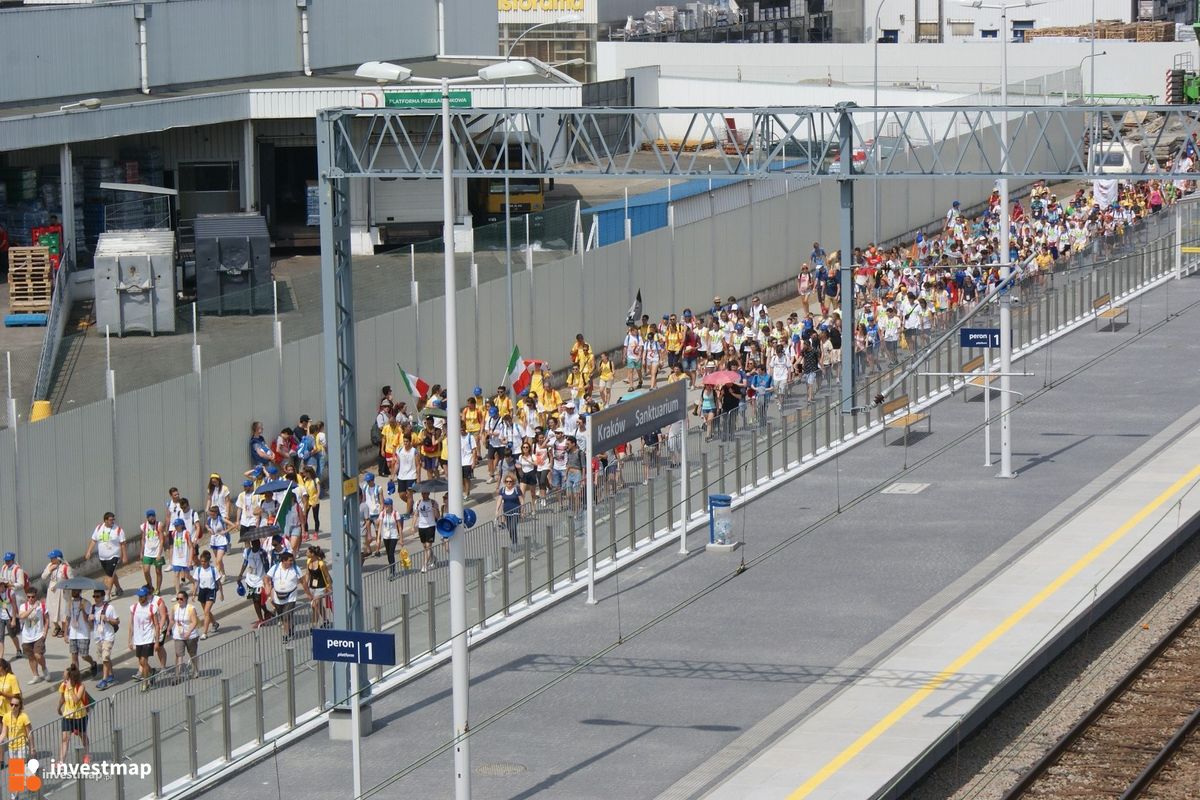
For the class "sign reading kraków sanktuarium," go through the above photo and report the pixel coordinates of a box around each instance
[497,0,596,24]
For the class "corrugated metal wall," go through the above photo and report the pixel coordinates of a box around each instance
[0,0,492,107]
[0,110,1079,573]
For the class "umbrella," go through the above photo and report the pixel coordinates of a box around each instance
[413,478,448,494]
[703,370,743,387]
[58,577,105,593]
[254,479,293,495]
[421,407,448,419]
[239,524,281,543]
[619,389,647,402]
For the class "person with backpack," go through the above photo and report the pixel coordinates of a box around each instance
[64,590,99,678]
[306,546,333,627]
[139,509,166,595]
[0,583,17,662]
[238,539,273,628]
[56,665,90,763]
[168,519,193,597]
[84,512,127,599]
[89,590,118,690]
[264,552,312,642]
[0,553,30,605]
[128,587,161,693]
[41,549,72,638]
[170,591,201,682]
[16,586,48,684]
[191,551,223,639]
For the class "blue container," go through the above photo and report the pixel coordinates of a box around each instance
[708,494,733,545]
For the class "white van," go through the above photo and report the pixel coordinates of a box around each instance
[1090,141,1152,175]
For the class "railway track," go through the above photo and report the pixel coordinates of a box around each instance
[1003,602,1200,799]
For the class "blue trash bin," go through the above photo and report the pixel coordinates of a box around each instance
[708,494,733,545]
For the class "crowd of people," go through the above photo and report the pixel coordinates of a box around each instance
[0,175,1183,768]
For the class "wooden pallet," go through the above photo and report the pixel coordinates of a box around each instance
[8,246,51,273]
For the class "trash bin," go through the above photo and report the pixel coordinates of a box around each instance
[708,494,733,545]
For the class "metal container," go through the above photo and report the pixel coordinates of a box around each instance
[194,213,272,315]
[93,229,176,336]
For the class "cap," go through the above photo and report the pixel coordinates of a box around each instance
[363,472,375,481]
[299,414,310,423]
[136,586,151,598]
[2,553,14,563]
[173,519,186,528]
[266,465,279,475]
[47,549,63,560]
[209,473,220,480]
[683,309,693,317]
[473,386,483,397]
[145,508,157,517]
[952,200,961,207]
[384,497,394,505]
[272,534,283,543]
[243,479,253,488]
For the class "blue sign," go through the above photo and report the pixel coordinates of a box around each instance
[312,628,396,666]
[959,327,1002,349]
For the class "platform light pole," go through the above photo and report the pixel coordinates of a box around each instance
[962,0,1044,478]
[872,0,888,241]
[356,57,539,800]
[500,14,582,356]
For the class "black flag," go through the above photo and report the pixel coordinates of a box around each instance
[626,290,642,325]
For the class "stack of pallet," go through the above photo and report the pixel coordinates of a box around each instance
[1024,20,1175,41]
[7,246,53,320]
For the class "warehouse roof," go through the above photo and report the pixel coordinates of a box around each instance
[0,57,581,153]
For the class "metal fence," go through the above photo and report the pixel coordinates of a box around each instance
[16,199,1200,800]
[30,245,74,405]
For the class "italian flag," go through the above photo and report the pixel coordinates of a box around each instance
[272,482,298,526]
[503,346,541,397]
[397,363,430,399]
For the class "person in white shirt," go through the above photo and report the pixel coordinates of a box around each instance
[168,519,193,596]
[84,512,127,598]
[89,590,119,690]
[139,509,166,595]
[206,473,232,521]
[128,587,161,692]
[63,589,99,677]
[17,586,48,683]
[414,491,440,574]
[0,579,18,661]
[237,539,273,627]
[360,473,383,559]
[0,554,27,606]
[394,440,418,516]
[379,497,404,577]
[205,506,231,576]
[171,591,201,681]
[460,431,477,499]
[191,551,224,640]
[235,480,261,543]
[177,498,202,560]
[264,552,312,641]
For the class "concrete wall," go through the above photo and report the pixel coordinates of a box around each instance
[871,0,1139,43]
[599,40,1182,100]
[0,0,497,107]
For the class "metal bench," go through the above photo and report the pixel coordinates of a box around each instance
[881,394,931,446]
[1093,293,1129,332]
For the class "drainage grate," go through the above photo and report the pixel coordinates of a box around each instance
[881,482,931,495]
[474,762,528,777]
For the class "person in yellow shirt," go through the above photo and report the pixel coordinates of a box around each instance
[541,383,562,415]
[379,413,404,476]
[596,353,615,406]
[570,334,588,368]
[57,664,90,762]
[493,387,514,420]
[529,368,545,406]
[565,364,585,406]
[1,693,32,761]
[462,395,485,460]
[0,659,20,707]
[577,344,595,397]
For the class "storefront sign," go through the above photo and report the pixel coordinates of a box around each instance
[497,0,595,24]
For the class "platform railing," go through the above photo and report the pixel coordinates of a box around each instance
[30,243,73,408]
[19,200,1200,800]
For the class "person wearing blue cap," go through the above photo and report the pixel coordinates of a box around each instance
[139,509,165,595]
[0,552,28,605]
[128,586,161,692]
[379,497,404,577]
[168,519,194,598]
[41,549,73,639]
[360,472,382,559]
[235,480,261,550]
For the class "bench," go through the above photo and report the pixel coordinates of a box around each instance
[880,394,931,446]
[960,354,997,402]
[1093,293,1129,332]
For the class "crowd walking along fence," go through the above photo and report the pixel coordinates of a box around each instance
[19,201,1200,800]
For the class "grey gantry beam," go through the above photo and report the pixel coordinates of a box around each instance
[322,104,1200,180]
[316,102,1196,713]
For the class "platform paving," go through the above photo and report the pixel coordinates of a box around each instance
[190,269,1200,797]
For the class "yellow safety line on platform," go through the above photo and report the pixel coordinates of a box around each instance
[1181,246,1200,253]
[788,462,1200,800]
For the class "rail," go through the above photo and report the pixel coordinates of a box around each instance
[30,243,74,406]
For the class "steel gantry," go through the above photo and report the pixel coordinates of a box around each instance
[316,99,1199,774]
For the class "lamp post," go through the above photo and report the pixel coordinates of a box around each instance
[872,0,888,241]
[500,13,582,357]
[353,58,538,800]
[962,0,1043,479]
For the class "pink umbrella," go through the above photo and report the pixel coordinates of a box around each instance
[702,370,743,387]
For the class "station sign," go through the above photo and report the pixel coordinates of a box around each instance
[959,327,1002,348]
[384,91,473,109]
[589,381,687,453]
[312,628,396,665]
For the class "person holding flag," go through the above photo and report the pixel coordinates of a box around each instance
[397,363,430,401]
